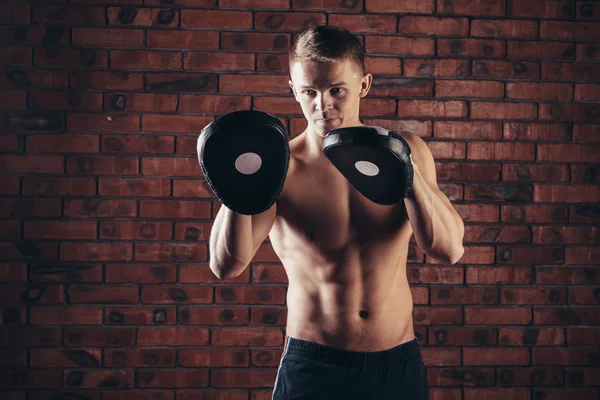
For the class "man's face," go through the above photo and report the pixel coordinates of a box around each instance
[289,59,372,137]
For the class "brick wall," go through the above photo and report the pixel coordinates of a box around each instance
[1,0,599,399]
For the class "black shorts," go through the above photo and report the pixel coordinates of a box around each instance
[272,335,429,400]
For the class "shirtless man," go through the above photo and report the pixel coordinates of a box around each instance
[202,26,465,400]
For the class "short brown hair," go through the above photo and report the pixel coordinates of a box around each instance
[289,25,365,75]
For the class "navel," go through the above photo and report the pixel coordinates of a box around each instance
[359,310,369,319]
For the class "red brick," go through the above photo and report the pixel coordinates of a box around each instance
[533,226,599,245]
[404,58,471,77]
[508,0,576,18]
[67,156,138,175]
[138,327,208,347]
[184,52,254,72]
[252,96,299,115]
[0,90,26,108]
[17,136,82,157]
[172,179,214,198]
[30,348,102,367]
[539,144,599,163]
[100,221,172,241]
[212,369,276,388]
[257,54,290,72]
[0,198,62,218]
[105,93,177,113]
[328,14,397,34]
[179,347,248,367]
[176,136,199,156]
[468,142,535,161]
[107,7,179,27]
[572,165,600,184]
[22,177,96,196]
[222,32,291,52]
[471,19,537,37]
[369,78,433,97]
[577,43,600,61]
[179,94,251,114]
[99,177,171,197]
[364,56,402,75]
[219,74,290,94]
[434,121,502,140]
[102,135,175,154]
[575,84,600,101]
[540,21,600,40]
[64,199,137,218]
[0,47,31,66]
[148,30,219,50]
[366,36,435,56]
[61,243,133,262]
[135,243,208,262]
[438,0,505,15]
[255,12,325,30]
[62,327,136,347]
[140,200,211,219]
[534,185,600,203]
[28,91,103,111]
[175,222,213,241]
[399,16,468,35]
[427,140,466,159]
[111,50,182,70]
[0,220,21,239]
[141,285,212,304]
[0,3,30,23]
[138,369,209,388]
[72,28,144,48]
[360,98,396,117]
[398,100,467,118]
[573,125,598,142]
[473,60,539,79]
[68,113,140,133]
[0,134,23,152]
[33,5,105,24]
[104,347,176,367]
[466,307,531,325]
[508,41,575,60]
[0,70,66,89]
[465,183,533,202]
[508,82,574,100]
[502,164,569,182]
[142,157,201,177]
[0,26,68,46]
[542,62,599,82]
[438,38,505,57]
[142,115,212,134]
[436,80,504,99]
[24,221,97,240]
[504,123,571,141]
[502,205,567,224]
[145,73,218,93]
[70,71,143,90]
[471,102,537,120]
[30,307,102,325]
[366,0,433,13]
[436,162,500,181]
[181,10,252,28]
[224,0,289,8]
[540,103,600,122]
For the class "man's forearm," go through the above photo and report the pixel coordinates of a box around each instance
[403,163,464,264]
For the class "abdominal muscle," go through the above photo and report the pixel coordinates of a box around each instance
[270,217,416,352]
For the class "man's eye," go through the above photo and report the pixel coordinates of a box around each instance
[303,90,315,95]
[331,88,343,94]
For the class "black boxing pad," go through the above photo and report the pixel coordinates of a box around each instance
[323,126,413,205]
[197,110,290,215]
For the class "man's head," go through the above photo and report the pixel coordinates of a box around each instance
[288,25,372,137]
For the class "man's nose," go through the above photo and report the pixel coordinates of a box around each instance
[315,92,333,112]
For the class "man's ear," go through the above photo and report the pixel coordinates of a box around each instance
[359,73,372,98]
[289,79,298,101]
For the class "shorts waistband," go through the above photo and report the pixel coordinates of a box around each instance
[283,336,421,369]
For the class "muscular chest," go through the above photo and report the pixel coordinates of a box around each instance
[275,160,408,248]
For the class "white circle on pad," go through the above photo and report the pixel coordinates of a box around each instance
[235,152,262,175]
[355,161,379,176]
